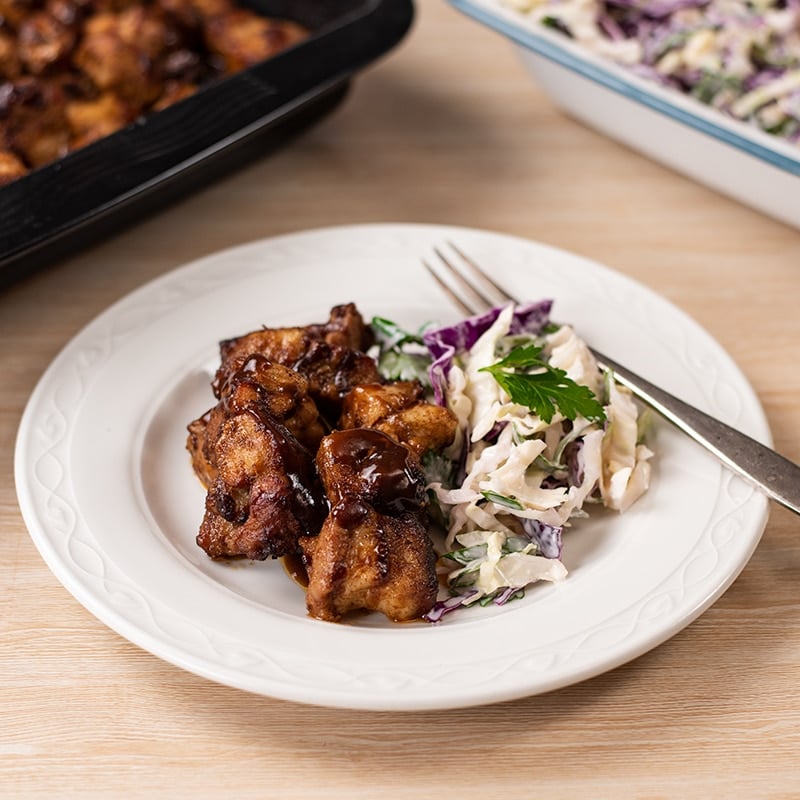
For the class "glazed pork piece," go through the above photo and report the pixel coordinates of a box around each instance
[339,380,459,459]
[0,148,27,183]
[190,355,327,561]
[203,8,306,72]
[188,354,325,488]
[301,429,439,623]
[214,303,380,420]
[0,76,71,167]
[196,404,327,561]
[216,302,375,373]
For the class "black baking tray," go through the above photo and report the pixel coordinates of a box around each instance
[0,0,414,288]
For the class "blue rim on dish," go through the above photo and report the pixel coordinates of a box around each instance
[449,0,800,178]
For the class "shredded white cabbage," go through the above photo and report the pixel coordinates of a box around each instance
[430,306,652,605]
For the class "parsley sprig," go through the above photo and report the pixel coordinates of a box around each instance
[480,344,606,424]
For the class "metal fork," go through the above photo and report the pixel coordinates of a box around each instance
[423,242,800,517]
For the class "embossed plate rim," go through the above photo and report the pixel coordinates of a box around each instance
[14,223,770,710]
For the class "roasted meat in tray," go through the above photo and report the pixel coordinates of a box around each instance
[187,303,459,624]
[0,0,414,288]
[0,0,309,185]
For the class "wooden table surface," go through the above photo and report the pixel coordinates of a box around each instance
[2,2,800,797]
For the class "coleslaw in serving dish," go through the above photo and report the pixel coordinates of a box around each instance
[374,299,653,621]
[500,0,800,145]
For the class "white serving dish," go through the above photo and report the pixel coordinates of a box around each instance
[449,0,800,230]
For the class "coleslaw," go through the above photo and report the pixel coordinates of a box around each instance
[502,0,800,144]
[373,300,653,621]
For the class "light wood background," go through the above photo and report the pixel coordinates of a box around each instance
[2,2,800,797]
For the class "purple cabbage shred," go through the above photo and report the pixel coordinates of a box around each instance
[423,590,479,623]
[493,586,525,605]
[521,519,564,559]
[422,299,553,406]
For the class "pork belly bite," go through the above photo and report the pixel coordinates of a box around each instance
[187,355,325,488]
[203,9,307,72]
[339,381,458,458]
[215,302,374,382]
[302,503,438,624]
[213,303,380,420]
[301,428,438,623]
[196,406,327,561]
[290,341,381,418]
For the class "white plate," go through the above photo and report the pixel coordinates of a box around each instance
[15,223,770,711]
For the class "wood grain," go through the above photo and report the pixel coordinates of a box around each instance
[2,2,799,798]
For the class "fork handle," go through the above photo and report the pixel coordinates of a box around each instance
[592,349,800,516]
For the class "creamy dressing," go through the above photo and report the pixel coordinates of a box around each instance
[428,304,652,606]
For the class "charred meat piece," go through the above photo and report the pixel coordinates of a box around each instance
[0,29,22,81]
[155,0,232,29]
[17,10,77,75]
[0,0,36,29]
[187,354,325,488]
[73,23,159,111]
[339,381,458,458]
[315,427,426,513]
[109,5,182,62]
[203,9,306,72]
[300,428,438,623]
[196,405,326,561]
[216,326,315,386]
[216,340,381,418]
[65,90,133,148]
[217,303,374,376]
[219,354,326,451]
[302,503,438,623]
[214,304,380,418]
[0,148,27,183]
[314,302,376,352]
[44,0,87,31]
[290,340,382,417]
[0,76,70,166]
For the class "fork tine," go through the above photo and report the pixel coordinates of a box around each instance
[446,241,520,306]
[424,243,523,317]
[432,245,497,313]
[421,257,477,317]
